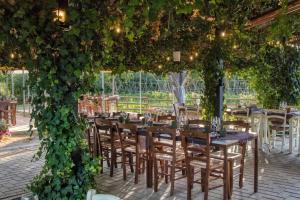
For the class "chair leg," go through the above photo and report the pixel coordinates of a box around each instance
[99,146,104,174]
[160,160,164,178]
[201,169,205,192]
[135,153,139,184]
[122,151,127,181]
[229,160,233,199]
[113,148,118,168]
[142,156,145,173]
[204,168,209,200]
[110,149,115,177]
[187,165,192,200]
[105,150,110,168]
[154,158,158,192]
[170,160,175,196]
[181,160,186,175]
[239,143,246,189]
[165,161,168,184]
[129,153,134,173]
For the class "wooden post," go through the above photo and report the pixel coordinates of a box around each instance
[28,84,31,114]
[11,71,14,98]
[112,75,115,95]
[22,69,26,116]
[139,71,142,114]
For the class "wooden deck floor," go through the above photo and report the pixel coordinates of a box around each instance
[1,134,300,200]
[95,148,300,200]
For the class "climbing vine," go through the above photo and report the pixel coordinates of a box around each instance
[1,0,299,199]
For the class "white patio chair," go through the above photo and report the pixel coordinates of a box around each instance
[266,113,288,152]
[87,189,120,200]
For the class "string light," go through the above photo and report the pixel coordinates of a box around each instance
[115,27,121,34]
[53,9,66,23]
[221,31,226,37]
[166,56,170,61]
[158,64,162,69]
[233,44,238,49]
[194,52,199,57]
[10,53,15,59]
[189,55,194,61]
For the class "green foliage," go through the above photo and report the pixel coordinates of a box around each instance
[242,45,300,108]
[0,1,102,199]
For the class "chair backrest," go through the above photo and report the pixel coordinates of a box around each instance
[94,118,113,128]
[223,120,250,132]
[264,109,287,116]
[266,114,287,131]
[181,130,211,164]
[188,119,210,127]
[157,115,176,122]
[94,118,116,145]
[116,123,139,151]
[147,126,177,157]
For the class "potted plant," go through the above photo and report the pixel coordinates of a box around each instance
[0,119,9,141]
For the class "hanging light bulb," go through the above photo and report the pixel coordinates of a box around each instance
[166,56,171,61]
[233,44,238,49]
[189,55,194,61]
[10,53,15,59]
[221,31,226,37]
[194,52,199,57]
[158,64,163,69]
[53,0,68,23]
[115,27,121,34]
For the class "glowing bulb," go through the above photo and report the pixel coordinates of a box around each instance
[158,64,162,69]
[233,44,238,49]
[116,27,121,34]
[10,53,15,59]
[221,31,226,37]
[166,57,170,61]
[189,55,194,61]
[195,52,198,57]
[53,9,66,23]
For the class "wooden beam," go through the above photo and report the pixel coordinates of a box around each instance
[248,0,300,28]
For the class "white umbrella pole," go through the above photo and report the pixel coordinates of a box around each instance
[139,71,142,114]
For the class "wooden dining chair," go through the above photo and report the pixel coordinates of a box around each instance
[219,121,250,193]
[181,130,224,200]
[94,118,121,177]
[147,126,186,196]
[116,123,146,184]
[266,114,289,151]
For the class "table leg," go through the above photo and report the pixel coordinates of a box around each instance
[146,149,153,188]
[289,118,293,153]
[146,133,153,188]
[223,146,228,200]
[254,138,258,193]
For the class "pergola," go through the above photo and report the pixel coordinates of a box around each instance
[1,1,300,200]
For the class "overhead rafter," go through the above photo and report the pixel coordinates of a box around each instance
[248,0,300,28]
